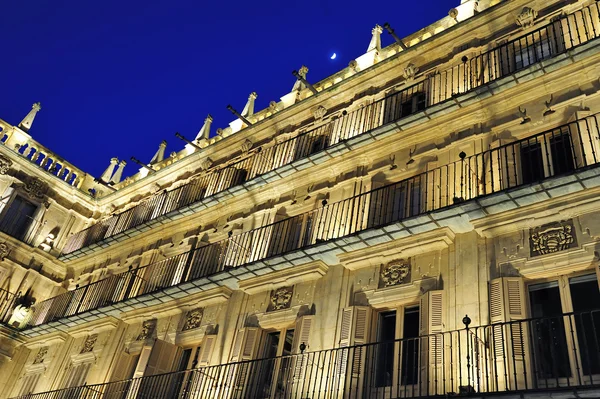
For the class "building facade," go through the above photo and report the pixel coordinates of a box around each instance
[0,0,599,397]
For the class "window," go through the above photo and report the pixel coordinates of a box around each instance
[515,35,552,70]
[528,274,600,384]
[255,329,295,398]
[374,307,420,389]
[0,194,38,241]
[519,130,576,186]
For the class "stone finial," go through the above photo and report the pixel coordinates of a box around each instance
[403,63,419,81]
[18,102,42,132]
[292,65,309,92]
[367,25,383,52]
[149,140,167,165]
[448,8,459,22]
[110,160,127,184]
[348,60,359,73]
[268,101,279,113]
[241,92,258,117]
[100,157,119,183]
[194,114,213,142]
[516,7,537,28]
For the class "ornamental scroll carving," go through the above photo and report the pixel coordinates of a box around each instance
[530,219,577,257]
[137,320,156,341]
[379,259,411,288]
[23,176,48,201]
[267,286,294,312]
[81,334,98,353]
[0,155,12,175]
[0,242,10,260]
[33,347,48,364]
[516,7,538,29]
[182,308,204,331]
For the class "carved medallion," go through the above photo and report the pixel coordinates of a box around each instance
[0,242,10,260]
[81,334,98,353]
[137,320,156,341]
[240,139,253,153]
[380,259,411,288]
[23,176,48,200]
[33,347,48,364]
[182,308,204,331]
[313,106,327,120]
[530,219,577,257]
[516,7,538,28]
[267,286,294,312]
[403,63,419,81]
[0,155,12,175]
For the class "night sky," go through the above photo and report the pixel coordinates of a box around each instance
[1,0,457,179]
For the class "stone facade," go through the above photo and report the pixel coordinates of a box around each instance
[0,0,599,397]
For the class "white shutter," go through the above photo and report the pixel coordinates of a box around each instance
[17,373,41,396]
[197,334,217,367]
[419,290,445,395]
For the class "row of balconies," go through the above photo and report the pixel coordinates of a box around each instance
[60,3,600,256]
[19,110,600,330]
[11,310,600,398]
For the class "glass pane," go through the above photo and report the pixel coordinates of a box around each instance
[569,275,600,375]
[529,284,571,379]
[401,307,420,385]
[0,196,36,240]
[376,311,397,387]
[520,141,544,185]
[550,132,575,176]
[256,332,280,398]
[277,329,295,395]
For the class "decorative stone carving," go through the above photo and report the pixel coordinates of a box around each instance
[268,101,279,113]
[380,259,411,288]
[267,286,294,312]
[137,320,156,341]
[33,347,48,364]
[182,308,204,331]
[200,157,213,171]
[23,176,48,200]
[0,242,10,260]
[516,7,538,29]
[0,155,12,174]
[403,63,419,81]
[240,139,253,153]
[313,106,327,120]
[348,60,359,73]
[530,219,577,257]
[81,334,98,353]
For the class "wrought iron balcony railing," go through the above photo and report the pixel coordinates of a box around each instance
[61,2,600,255]
[25,112,600,328]
[12,311,600,398]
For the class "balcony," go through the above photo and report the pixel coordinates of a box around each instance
[21,110,600,331]
[60,2,600,257]
[0,288,22,327]
[12,311,600,398]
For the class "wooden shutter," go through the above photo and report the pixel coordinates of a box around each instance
[197,334,217,367]
[111,352,138,382]
[488,277,527,390]
[144,339,180,376]
[133,344,153,379]
[419,290,445,395]
[18,373,41,396]
[228,328,261,395]
[335,306,371,398]
[291,316,314,382]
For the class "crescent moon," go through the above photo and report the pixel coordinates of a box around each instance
[330,53,337,60]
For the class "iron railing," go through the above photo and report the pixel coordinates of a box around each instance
[13,311,600,398]
[26,112,600,328]
[61,2,600,255]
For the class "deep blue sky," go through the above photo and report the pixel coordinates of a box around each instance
[1,0,457,178]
